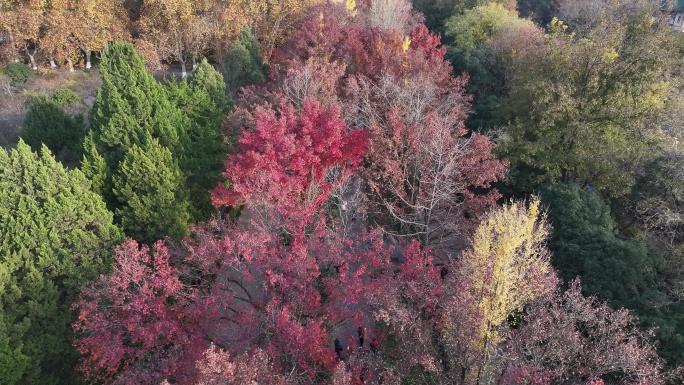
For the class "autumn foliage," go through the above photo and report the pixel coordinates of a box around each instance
[73,240,203,384]
[211,98,367,212]
[69,1,675,384]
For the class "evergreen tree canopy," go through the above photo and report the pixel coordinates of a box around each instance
[541,183,684,366]
[517,0,556,24]
[165,60,230,220]
[223,29,266,94]
[188,58,232,111]
[82,42,185,201]
[113,136,189,243]
[0,141,122,385]
[20,95,86,163]
[82,42,222,239]
[542,184,658,303]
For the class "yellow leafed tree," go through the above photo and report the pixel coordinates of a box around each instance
[139,0,209,76]
[71,0,129,69]
[202,0,250,69]
[458,196,556,383]
[43,0,128,70]
[463,196,554,344]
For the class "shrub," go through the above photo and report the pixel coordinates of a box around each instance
[20,96,86,162]
[0,73,11,95]
[2,62,32,87]
[51,88,83,107]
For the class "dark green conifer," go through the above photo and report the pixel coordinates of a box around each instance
[541,183,684,366]
[223,29,266,94]
[20,95,86,163]
[82,42,185,202]
[0,141,122,385]
[113,136,190,243]
[189,58,232,111]
[166,59,230,220]
[82,42,193,240]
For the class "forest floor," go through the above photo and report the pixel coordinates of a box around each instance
[0,66,188,150]
[0,68,101,149]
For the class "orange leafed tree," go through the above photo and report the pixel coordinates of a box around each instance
[138,0,206,76]
[43,0,129,70]
[138,0,250,76]
[0,0,46,68]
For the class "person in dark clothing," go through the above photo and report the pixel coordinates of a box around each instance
[360,366,371,384]
[370,336,379,352]
[334,337,343,357]
[358,326,365,347]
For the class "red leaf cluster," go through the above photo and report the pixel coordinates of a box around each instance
[73,240,204,384]
[212,98,367,214]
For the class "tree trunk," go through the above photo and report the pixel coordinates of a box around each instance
[67,58,74,72]
[25,43,37,70]
[178,40,186,78]
[50,59,57,68]
[192,55,197,70]
[27,54,37,70]
[8,32,20,62]
[84,48,91,69]
[561,168,573,183]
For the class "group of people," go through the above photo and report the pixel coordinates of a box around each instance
[334,326,367,357]
[334,326,375,383]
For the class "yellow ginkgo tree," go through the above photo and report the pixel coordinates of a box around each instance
[459,196,557,382]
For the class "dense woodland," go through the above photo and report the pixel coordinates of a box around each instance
[3,0,684,384]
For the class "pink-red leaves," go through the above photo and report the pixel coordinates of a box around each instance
[212,98,367,212]
[73,240,202,384]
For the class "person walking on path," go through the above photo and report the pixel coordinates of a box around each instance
[334,337,343,357]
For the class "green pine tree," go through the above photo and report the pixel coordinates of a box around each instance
[0,141,122,385]
[20,95,86,163]
[113,136,190,243]
[166,59,230,220]
[82,42,200,240]
[189,58,232,111]
[223,29,266,94]
[82,42,185,202]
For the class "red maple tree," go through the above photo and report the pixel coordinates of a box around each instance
[211,98,367,218]
[72,240,204,384]
[73,215,387,384]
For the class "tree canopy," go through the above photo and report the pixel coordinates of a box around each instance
[500,9,684,195]
[0,141,122,384]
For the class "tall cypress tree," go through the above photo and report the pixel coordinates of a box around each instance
[166,59,230,220]
[223,29,266,94]
[0,141,122,385]
[82,42,191,241]
[82,42,185,204]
